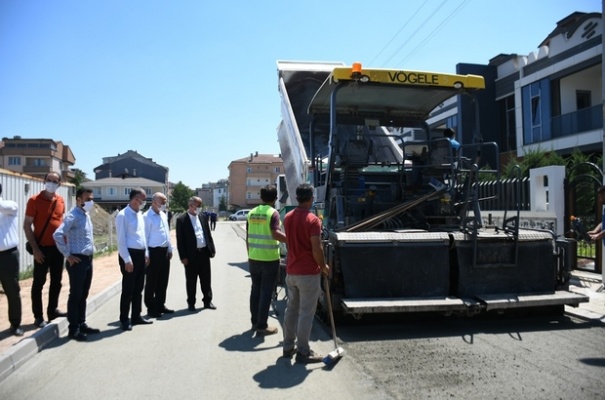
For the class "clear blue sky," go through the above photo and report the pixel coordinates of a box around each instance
[0,0,600,188]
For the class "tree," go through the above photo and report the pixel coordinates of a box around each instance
[218,195,227,212]
[501,147,565,179]
[169,181,195,212]
[70,168,87,190]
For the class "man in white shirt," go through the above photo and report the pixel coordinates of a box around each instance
[144,192,173,318]
[116,187,152,331]
[0,183,23,336]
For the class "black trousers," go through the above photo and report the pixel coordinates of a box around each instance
[119,249,146,323]
[66,255,93,333]
[249,259,279,329]
[0,247,22,328]
[31,245,64,320]
[185,247,212,307]
[145,247,170,313]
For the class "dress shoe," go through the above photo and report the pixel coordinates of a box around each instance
[49,309,67,320]
[34,318,48,329]
[256,326,279,335]
[203,302,217,310]
[68,331,87,341]
[80,324,100,334]
[148,311,163,318]
[10,326,24,337]
[188,305,196,312]
[161,307,175,314]
[120,322,132,331]
[132,317,153,325]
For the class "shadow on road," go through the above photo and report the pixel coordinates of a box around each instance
[253,358,315,389]
[219,328,282,353]
[333,313,604,343]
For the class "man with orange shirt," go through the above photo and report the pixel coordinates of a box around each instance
[282,183,329,363]
[24,171,66,328]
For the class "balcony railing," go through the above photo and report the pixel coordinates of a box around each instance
[23,165,52,174]
[551,104,603,138]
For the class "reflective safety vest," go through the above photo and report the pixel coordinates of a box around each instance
[247,205,280,261]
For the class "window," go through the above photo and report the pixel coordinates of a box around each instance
[247,167,252,173]
[33,158,47,166]
[8,156,21,166]
[274,167,280,173]
[531,96,541,126]
[576,90,591,110]
[124,187,132,196]
[94,188,101,196]
[145,188,151,195]
[107,187,116,196]
[499,96,517,152]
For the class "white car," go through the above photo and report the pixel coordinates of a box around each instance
[229,209,251,221]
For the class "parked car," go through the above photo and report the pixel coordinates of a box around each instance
[228,209,251,221]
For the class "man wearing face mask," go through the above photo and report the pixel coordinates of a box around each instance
[24,171,66,328]
[116,187,151,331]
[143,192,174,318]
[0,183,23,336]
[53,187,100,341]
[176,196,216,311]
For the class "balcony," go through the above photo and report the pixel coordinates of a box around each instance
[551,104,603,138]
[23,165,52,174]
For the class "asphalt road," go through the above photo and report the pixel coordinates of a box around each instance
[1,222,603,400]
[335,312,604,399]
[0,222,389,400]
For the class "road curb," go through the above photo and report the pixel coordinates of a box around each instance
[0,279,122,383]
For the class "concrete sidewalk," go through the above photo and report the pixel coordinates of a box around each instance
[566,270,605,322]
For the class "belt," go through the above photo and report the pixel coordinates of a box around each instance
[196,247,207,252]
[0,247,17,255]
[72,253,93,260]
[149,246,169,250]
[128,248,146,253]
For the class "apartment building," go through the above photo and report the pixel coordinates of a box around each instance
[228,152,284,209]
[426,11,603,168]
[86,176,167,212]
[88,150,169,212]
[0,136,76,181]
[93,149,168,184]
[196,179,228,210]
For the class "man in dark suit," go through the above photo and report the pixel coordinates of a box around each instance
[176,196,216,311]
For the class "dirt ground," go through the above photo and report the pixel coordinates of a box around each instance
[0,249,123,354]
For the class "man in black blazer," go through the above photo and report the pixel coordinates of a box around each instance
[176,196,216,311]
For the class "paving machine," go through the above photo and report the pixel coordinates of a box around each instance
[276,60,587,318]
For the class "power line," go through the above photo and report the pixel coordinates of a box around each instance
[368,0,430,66]
[381,0,449,67]
[396,0,471,68]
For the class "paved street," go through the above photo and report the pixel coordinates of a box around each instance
[1,220,604,399]
[0,222,388,400]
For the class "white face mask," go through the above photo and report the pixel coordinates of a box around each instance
[159,204,167,212]
[45,182,59,194]
[82,200,94,213]
[139,200,146,210]
[194,207,201,216]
